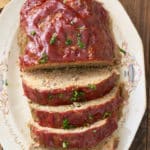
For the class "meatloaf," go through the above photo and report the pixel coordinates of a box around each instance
[18,0,124,149]
[19,0,119,70]
[30,86,122,128]
[22,67,119,106]
[30,115,118,149]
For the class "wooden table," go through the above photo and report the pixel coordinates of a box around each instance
[0,0,149,150]
[119,0,150,150]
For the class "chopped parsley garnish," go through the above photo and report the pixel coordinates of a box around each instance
[88,84,96,90]
[65,39,72,46]
[63,119,70,129]
[39,52,49,64]
[50,33,57,45]
[88,114,94,120]
[119,47,126,55]
[103,112,112,119]
[48,94,53,100]
[62,141,69,149]
[77,40,85,49]
[77,33,85,49]
[5,80,8,86]
[71,91,85,101]
[30,30,36,36]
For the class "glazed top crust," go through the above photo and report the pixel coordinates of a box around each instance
[20,0,116,68]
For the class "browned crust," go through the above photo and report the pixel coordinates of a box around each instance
[21,60,115,71]
[17,28,28,55]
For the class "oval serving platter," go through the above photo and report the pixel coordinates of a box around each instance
[0,0,146,150]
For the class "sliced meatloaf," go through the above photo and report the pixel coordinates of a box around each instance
[30,116,118,149]
[30,86,122,128]
[22,67,119,106]
[19,0,120,70]
[29,131,119,150]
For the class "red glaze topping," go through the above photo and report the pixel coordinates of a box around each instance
[31,116,117,149]
[32,90,122,128]
[20,0,115,69]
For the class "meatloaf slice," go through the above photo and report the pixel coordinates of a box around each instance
[30,86,122,128]
[22,67,119,106]
[19,0,120,70]
[30,116,118,149]
[29,131,119,150]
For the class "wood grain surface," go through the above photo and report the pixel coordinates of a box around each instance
[119,0,150,150]
[0,0,149,150]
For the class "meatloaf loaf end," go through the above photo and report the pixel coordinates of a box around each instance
[19,0,120,70]
[30,116,118,149]
[22,67,119,106]
[30,86,122,128]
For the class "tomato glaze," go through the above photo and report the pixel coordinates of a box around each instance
[20,0,115,68]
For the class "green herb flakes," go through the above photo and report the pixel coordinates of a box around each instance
[62,141,69,149]
[88,84,96,90]
[103,112,111,119]
[48,94,53,100]
[30,30,36,36]
[76,103,81,107]
[63,119,70,129]
[119,47,126,55]
[39,52,49,64]
[63,0,67,3]
[88,114,93,120]
[5,80,8,86]
[71,91,85,101]
[77,34,85,49]
[50,33,57,45]
[77,40,85,49]
[58,93,64,99]
[65,39,72,46]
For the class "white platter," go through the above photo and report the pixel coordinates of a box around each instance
[0,0,146,150]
